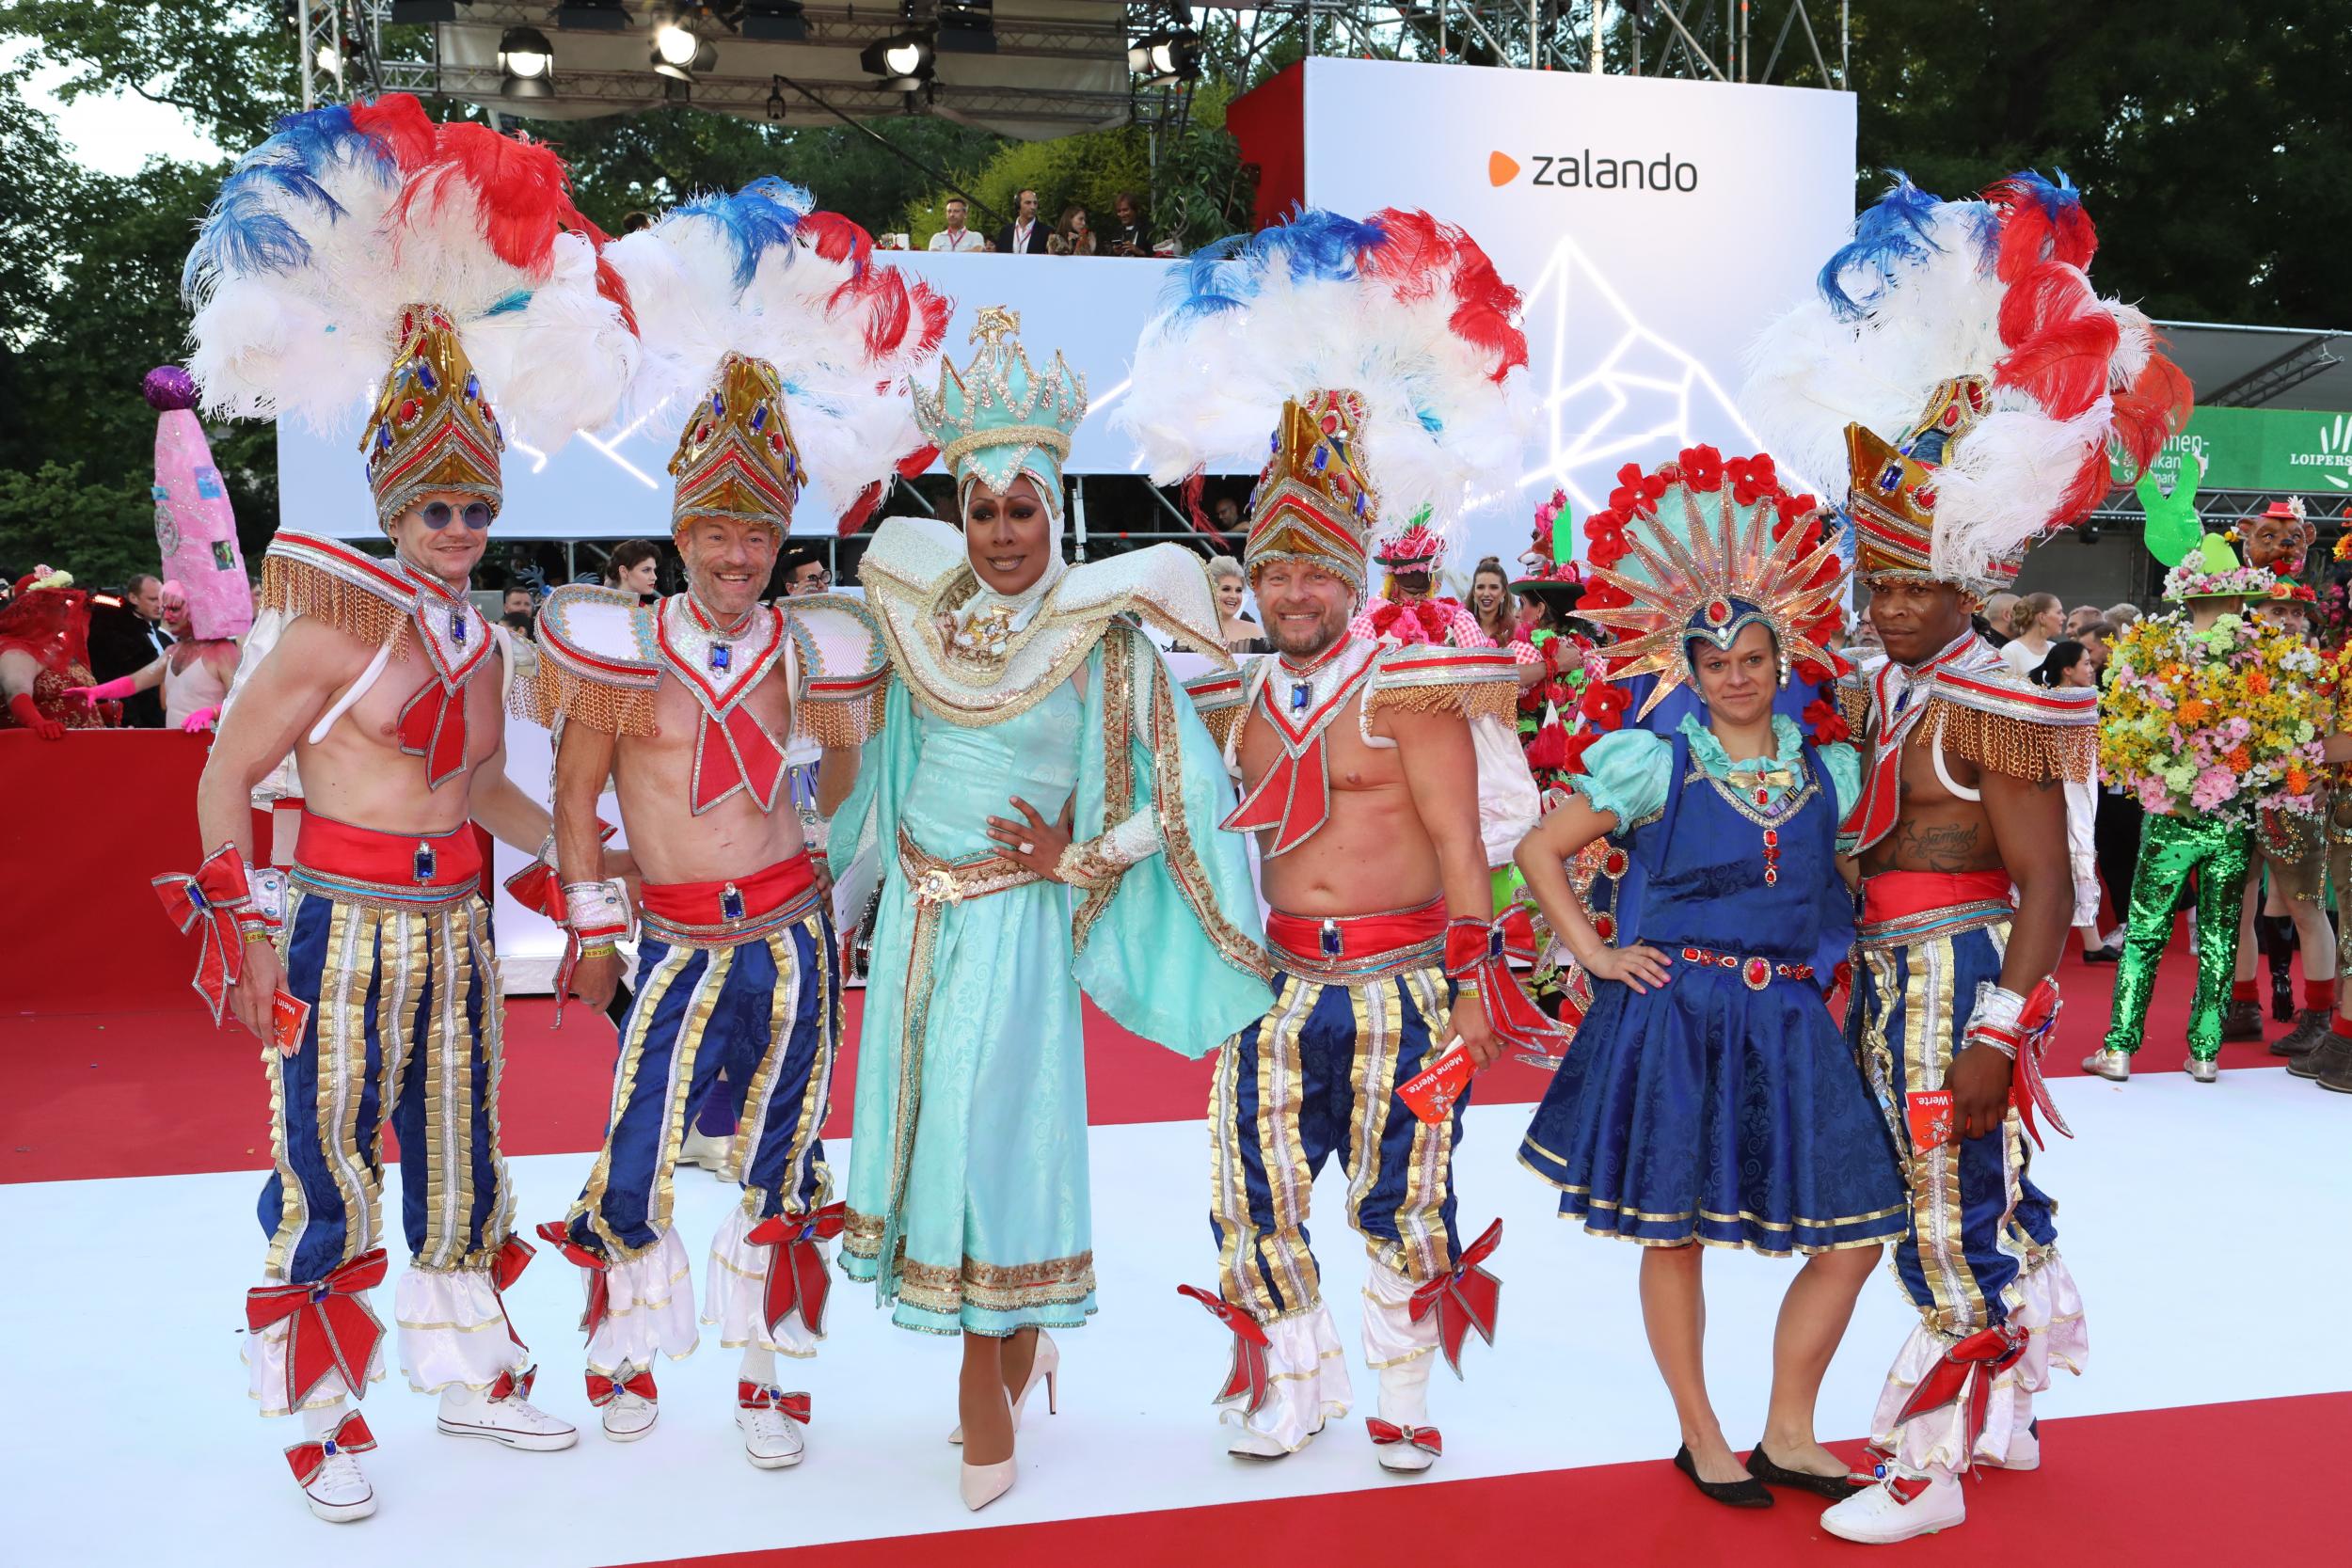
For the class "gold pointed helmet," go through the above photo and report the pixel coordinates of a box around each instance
[1242,390,1379,601]
[669,351,805,536]
[360,305,505,531]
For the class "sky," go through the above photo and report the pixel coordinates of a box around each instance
[10,49,222,175]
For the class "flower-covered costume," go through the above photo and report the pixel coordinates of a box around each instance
[174,96,638,1436]
[832,309,1268,1338]
[1746,173,2188,1504]
[1124,209,1554,1459]
[521,183,939,1387]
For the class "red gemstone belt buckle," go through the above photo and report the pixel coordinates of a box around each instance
[1677,945,1813,991]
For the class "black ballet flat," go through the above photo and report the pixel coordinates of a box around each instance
[1745,1441,1871,1499]
[1673,1444,1773,1508]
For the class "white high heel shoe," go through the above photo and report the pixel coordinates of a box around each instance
[960,1456,1016,1512]
[948,1330,1059,1445]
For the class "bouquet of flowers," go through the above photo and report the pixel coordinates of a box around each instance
[2100,610,2328,817]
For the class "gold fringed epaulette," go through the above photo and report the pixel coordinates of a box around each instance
[1836,676,1873,739]
[532,583,660,737]
[1181,666,1252,752]
[1920,693,2098,784]
[787,594,890,750]
[260,533,412,656]
[1365,643,1518,727]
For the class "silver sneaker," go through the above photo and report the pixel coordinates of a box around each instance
[2081,1047,2132,1082]
[2185,1056,2220,1084]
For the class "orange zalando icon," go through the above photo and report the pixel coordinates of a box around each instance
[1487,151,1521,187]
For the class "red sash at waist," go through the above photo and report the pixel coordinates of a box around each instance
[294,812,483,890]
[641,850,817,927]
[1265,897,1444,967]
[1861,869,2013,926]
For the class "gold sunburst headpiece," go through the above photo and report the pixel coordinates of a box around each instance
[1579,446,1849,721]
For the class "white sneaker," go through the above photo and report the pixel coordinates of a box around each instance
[1820,1465,1966,1544]
[437,1369,579,1451]
[1227,1425,1300,1459]
[678,1128,732,1173]
[594,1363,660,1442]
[2186,1057,2221,1084]
[736,1385,807,1469]
[1986,1420,2039,1472]
[286,1411,377,1524]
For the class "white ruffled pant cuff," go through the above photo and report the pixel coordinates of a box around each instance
[579,1227,700,1375]
[1362,1259,1440,1423]
[1224,1303,1352,1452]
[243,1293,385,1418]
[703,1204,822,1359]
[395,1263,531,1395]
[1871,1252,2089,1473]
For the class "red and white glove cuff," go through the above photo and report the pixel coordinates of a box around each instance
[564,879,631,945]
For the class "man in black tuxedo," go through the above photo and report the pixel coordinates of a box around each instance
[86,572,171,727]
[995,188,1049,255]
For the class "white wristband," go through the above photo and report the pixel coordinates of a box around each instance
[1970,981,2026,1035]
[564,879,630,938]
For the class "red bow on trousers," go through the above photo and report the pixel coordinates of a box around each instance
[2010,980,2073,1150]
[283,1410,376,1486]
[1891,1323,2029,1466]
[1365,1418,1444,1457]
[487,1363,537,1403]
[745,1203,846,1340]
[1445,922,1567,1057]
[535,1221,612,1338]
[587,1366,659,1408]
[152,846,252,1026]
[738,1383,812,1423]
[246,1249,389,1412]
[1408,1218,1503,1379]
[487,1233,534,1352]
[1177,1284,1273,1418]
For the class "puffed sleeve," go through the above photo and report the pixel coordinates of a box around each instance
[1819,740,1862,821]
[1566,726,1672,830]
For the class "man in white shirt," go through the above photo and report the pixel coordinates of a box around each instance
[997,188,1047,255]
[927,197,985,253]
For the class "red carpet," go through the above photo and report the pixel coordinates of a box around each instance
[0,912,2272,1185]
[623,1393,2352,1568]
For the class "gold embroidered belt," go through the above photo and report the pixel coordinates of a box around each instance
[897,827,1044,906]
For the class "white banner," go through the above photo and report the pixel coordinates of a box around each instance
[279,251,1184,542]
[1296,57,1856,562]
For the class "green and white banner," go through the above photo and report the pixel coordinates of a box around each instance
[2125,406,2352,497]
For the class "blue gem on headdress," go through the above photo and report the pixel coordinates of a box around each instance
[378,426,393,451]
[709,643,732,672]
[1353,492,1368,517]
[711,392,725,417]
[785,451,797,478]
[751,404,768,432]
[415,358,437,393]
[1268,430,1280,454]
[464,372,479,401]
[721,883,746,922]
[1311,444,1330,473]
[1878,462,1903,492]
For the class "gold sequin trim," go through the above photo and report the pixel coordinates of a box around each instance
[262,552,410,659]
[1924,697,2094,784]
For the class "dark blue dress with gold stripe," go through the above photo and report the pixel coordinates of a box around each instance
[1519,715,1905,1256]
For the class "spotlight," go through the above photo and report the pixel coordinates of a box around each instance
[653,20,700,67]
[860,30,935,90]
[499,26,554,98]
[314,40,342,75]
[1128,28,1200,79]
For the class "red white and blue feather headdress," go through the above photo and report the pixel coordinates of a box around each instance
[1119,208,1531,599]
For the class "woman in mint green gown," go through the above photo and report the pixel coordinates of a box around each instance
[829,308,1269,1509]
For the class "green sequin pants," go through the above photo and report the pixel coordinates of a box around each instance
[2103,812,2253,1061]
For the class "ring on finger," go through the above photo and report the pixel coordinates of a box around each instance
[1019,841,1036,855]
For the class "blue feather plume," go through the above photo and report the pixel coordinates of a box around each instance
[182,104,396,296]
[671,176,813,293]
[1156,206,1388,330]
[1997,167,2081,224]
[1816,172,1947,320]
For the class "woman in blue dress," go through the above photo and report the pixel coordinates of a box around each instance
[829,307,1270,1510]
[1514,450,1906,1510]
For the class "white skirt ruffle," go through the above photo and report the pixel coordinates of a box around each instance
[395,1262,531,1394]
[703,1202,823,1359]
[1223,1302,1353,1453]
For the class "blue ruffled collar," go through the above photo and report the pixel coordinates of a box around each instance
[1678,712,1806,799]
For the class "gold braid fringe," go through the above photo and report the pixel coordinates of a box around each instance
[261,554,409,657]
[1924,696,2096,784]
[1189,697,1247,752]
[1836,679,1873,739]
[536,660,659,737]
[797,688,889,750]
[1366,675,1517,728]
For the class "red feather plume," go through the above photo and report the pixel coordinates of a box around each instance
[1360,207,1528,384]
[2108,343,2194,480]
[349,93,438,171]
[1993,264,2118,421]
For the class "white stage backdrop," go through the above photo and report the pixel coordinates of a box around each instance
[281,62,1852,555]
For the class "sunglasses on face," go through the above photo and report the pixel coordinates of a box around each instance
[420,499,494,531]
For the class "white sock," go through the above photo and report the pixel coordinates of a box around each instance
[438,1381,481,1412]
[300,1400,346,1437]
[738,1345,777,1386]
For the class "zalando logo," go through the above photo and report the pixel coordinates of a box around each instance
[1489,148,1699,193]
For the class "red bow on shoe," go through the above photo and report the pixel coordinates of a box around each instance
[1408,1219,1502,1379]
[1365,1418,1444,1457]
[1891,1323,2029,1465]
[1176,1284,1272,1418]
[587,1365,658,1408]
[283,1410,376,1487]
[246,1249,389,1412]
[487,1364,538,1403]
[534,1221,611,1338]
[152,845,253,1026]
[738,1383,812,1423]
[745,1203,846,1339]
[487,1233,534,1353]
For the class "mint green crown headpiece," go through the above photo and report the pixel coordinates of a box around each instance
[913,305,1088,517]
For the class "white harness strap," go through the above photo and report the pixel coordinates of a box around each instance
[306,632,396,747]
[1929,713,1982,802]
